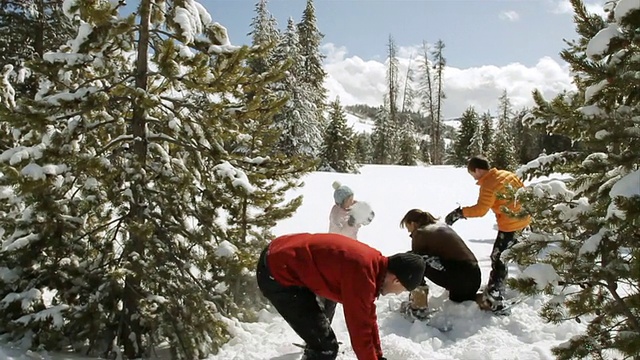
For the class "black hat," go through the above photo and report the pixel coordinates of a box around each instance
[387,252,426,291]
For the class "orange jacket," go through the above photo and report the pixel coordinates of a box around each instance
[462,168,531,232]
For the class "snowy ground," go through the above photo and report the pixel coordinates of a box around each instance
[209,165,586,360]
[0,165,586,360]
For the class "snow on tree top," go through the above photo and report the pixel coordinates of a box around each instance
[614,0,640,23]
[62,0,79,19]
[213,161,256,193]
[532,180,575,201]
[578,228,606,255]
[21,163,68,181]
[214,240,238,258]
[520,263,561,290]
[173,0,217,43]
[586,24,623,60]
[584,79,608,103]
[609,169,640,199]
[0,145,45,166]
[578,104,607,118]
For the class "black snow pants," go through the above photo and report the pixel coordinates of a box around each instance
[486,230,518,300]
[256,247,339,360]
[422,255,481,302]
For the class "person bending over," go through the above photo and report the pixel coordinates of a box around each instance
[257,232,426,360]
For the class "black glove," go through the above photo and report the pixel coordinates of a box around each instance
[379,357,387,360]
[347,215,356,226]
[445,207,465,226]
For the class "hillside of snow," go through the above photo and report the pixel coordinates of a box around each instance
[344,111,375,134]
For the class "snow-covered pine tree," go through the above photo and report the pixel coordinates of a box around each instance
[371,105,394,164]
[510,107,546,164]
[0,0,74,84]
[319,97,358,173]
[451,106,480,166]
[469,127,483,159]
[418,138,431,165]
[0,0,74,150]
[297,0,327,126]
[0,0,298,358]
[396,119,418,166]
[213,54,310,319]
[506,1,640,358]
[271,17,322,159]
[247,0,279,75]
[489,90,518,170]
[480,110,493,152]
[354,132,372,164]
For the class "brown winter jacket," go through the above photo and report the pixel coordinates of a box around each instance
[410,223,477,264]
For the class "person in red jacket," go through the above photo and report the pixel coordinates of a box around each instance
[256,233,426,360]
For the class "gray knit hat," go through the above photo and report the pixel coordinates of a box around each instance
[332,181,354,206]
[387,252,426,291]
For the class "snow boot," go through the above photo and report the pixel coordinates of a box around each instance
[481,287,510,316]
[400,285,432,321]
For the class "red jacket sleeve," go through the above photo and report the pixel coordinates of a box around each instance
[341,265,381,360]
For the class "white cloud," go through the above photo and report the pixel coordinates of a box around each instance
[499,10,520,22]
[321,43,576,119]
[549,0,607,16]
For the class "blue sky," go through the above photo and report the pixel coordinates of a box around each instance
[208,0,588,68]
[118,0,607,116]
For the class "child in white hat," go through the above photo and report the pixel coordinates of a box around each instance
[328,181,360,239]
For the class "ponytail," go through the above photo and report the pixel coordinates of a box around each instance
[400,209,439,228]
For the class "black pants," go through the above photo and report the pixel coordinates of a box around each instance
[256,247,338,360]
[422,255,481,302]
[486,231,518,299]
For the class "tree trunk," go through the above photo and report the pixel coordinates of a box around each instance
[121,0,151,357]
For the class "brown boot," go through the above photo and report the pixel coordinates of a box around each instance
[409,286,429,310]
[475,293,492,311]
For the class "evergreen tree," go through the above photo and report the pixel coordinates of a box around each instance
[507,1,640,358]
[247,0,279,74]
[480,111,493,152]
[353,132,372,164]
[451,106,480,166]
[489,90,518,170]
[371,106,394,164]
[511,107,544,164]
[0,0,73,77]
[319,97,358,173]
[297,0,327,127]
[272,18,322,158]
[418,138,431,165]
[0,0,75,149]
[469,127,483,158]
[0,1,302,358]
[396,119,418,166]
